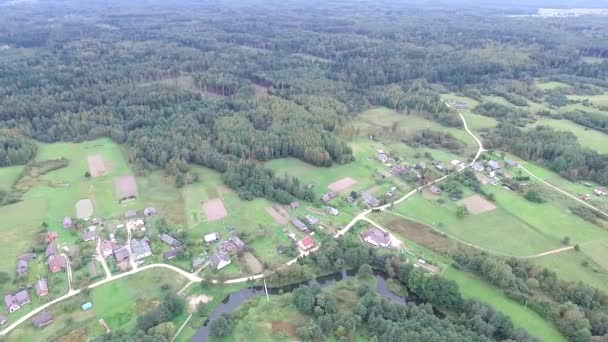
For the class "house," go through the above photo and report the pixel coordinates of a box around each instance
[377,150,389,163]
[32,311,53,328]
[63,217,72,229]
[210,251,231,270]
[160,234,182,247]
[163,247,182,260]
[45,243,58,258]
[45,231,58,243]
[580,194,592,201]
[415,161,427,170]
[361,228,392,248]
[298,236,315,251]
[429,185,442,195]
[390,165,409,176]
[192,256,206,269]
[450,160,461,166]
[0,315,7,325]
[505,160,518,168]
[35,278,48,297]
[130,238,152,260]
[435,164,447,172]
[204,232,219,243]
[472,162,485,172]
[324,206,339,216]
[291,218,309,232]
[48,255,67,273]
[124,209,137,219]
[4,290,30,312]
[221,236,246,253]
[100,240,113,258]
[82,230,98,242]
[16,253,35,277]
[289,202,300,209]
[595,188,607,196]
[143,207,157,216]
[345,196,355,204]
[305,215,320,225]
[321,191,338,203]
[487,160,502,170]
[360,192,381,207]
[113,246,130,263]
[82,302,93,311]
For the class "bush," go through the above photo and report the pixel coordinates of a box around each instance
[210,314,235,337]
[524,190,544,203]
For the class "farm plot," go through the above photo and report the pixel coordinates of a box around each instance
[76,198,94,219]
[265,205,290,224]
[328,177,357,193]
[460,194,497,215]
[202,198,228,221]
[87,154,110,177]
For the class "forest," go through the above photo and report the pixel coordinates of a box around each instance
[1,0,608,199]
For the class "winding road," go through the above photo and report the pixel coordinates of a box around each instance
[0,109,597,337]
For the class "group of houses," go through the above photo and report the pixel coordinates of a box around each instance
[160,233,183,260]
[471,159,508,184]
[209,236,247,270]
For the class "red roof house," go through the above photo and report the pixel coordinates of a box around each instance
[298,236,315,251]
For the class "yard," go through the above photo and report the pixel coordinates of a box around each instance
[529,117,608,154]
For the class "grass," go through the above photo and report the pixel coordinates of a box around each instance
[444,267,567,342]
[392,193,560,256]
[530,117,608,154]
[6,269,189,341]
[568,93,608,108]
[533,249,608,291]
[0,165,24,191]
[0,198,48,293]
[536,81,571,90]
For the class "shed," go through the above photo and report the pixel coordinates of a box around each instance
[82,302,93,311]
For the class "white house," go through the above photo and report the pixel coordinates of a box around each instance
[204,232,219,243]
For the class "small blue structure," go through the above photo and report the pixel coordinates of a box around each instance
[81,302,93,311]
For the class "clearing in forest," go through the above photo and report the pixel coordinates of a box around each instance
[202,198,227,221]
[265,206,289,224]
[328,177,357,193]
[76,198,94,219]
[460,194,497,215]
[87,154,110,177]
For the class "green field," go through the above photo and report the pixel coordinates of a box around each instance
[6,269,188,341]
[568,93,608,108]
[536,81,571,90]
[444,267,566,342]
[0,165,23,191]
[391,193,560,256]
[442,93,499,131]
[534,249,608,291]
[530,118,608,154]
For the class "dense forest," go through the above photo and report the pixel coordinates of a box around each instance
[1,0,608,195]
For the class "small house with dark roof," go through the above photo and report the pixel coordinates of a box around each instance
[143,207,157,216]
[210,251,231,270]
[320,191,338,203]
[429,185,442,195]
[163,248,181,260]
[291,218,309,232]
[487,160,502,170]
[16,259,29,277]
[472,162,485,172]
[124,209,137,219]
[63,217,72,229]
[360,192,381,207]
[5,290,30,312]
[35,278,48,297]
[221,236,246,253]
[192,256,206,269]
[305,215,320,225]
[82,230,98,242]
[160,234,181,247]
[32,311,53,328]
[113,246,130,263]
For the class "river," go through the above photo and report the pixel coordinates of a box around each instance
[192,270,426,341]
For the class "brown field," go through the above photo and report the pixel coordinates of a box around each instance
[114,175,138,200]
[87,154,109,177]
[75,198,93,219]
[365,185,381,195]
[460,194,497,215]
[242,252,264,274]
[202,198,227,221]
[328,177,357,192]
[253,83,269,97]
[376,215,473,255]
[271,321,297,337]
[265,206,289,224]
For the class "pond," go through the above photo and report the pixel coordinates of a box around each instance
[192,270,430,341]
